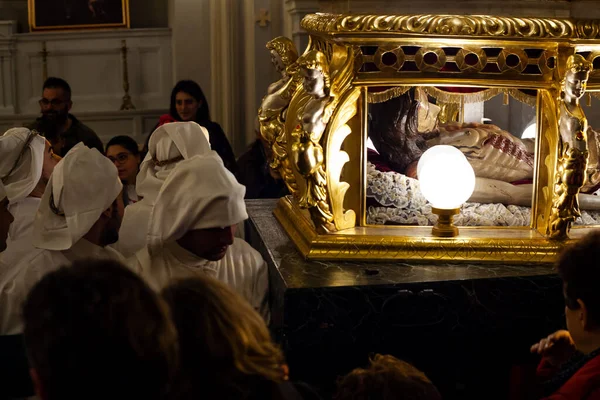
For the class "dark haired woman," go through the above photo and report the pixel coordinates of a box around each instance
[105,135,142,205]
[148,80,237,174]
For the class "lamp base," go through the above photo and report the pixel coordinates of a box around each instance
[431,207,460,237]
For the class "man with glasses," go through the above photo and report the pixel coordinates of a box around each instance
[27,77,103,157]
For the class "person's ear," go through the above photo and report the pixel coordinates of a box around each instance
[67,100,73,112]
[577,299,589,330]
[30,368,47,400]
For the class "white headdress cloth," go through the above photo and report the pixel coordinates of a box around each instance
[0,181,6,201]
[33,143,122,251]
[136,122,211,201]
[0,128,46,203]
[147,153,247,252]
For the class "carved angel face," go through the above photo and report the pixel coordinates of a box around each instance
[565,70,589,100]
[270,50,285,74]
[301,67,326,97]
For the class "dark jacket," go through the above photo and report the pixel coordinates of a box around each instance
[236,140,288,199]
[28,114,103,156]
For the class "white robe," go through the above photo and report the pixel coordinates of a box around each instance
[0,197,40,272]
[128,238,269,320]
[111,200,152,257]
[0,239,124,335]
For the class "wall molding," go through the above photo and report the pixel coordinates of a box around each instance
[0,108,167,145]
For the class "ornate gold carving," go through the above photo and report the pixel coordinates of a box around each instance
[302,14,600,40]
[274,196,565,263]
[259,13,600,263]
[415,47,446,72]
[374,46,405,72]
[291,49,335,232]
[324,46,359,231]
[455,48,487,73]
[288,45,359,233]
[258,36,301,196]
[538,52,557,75]
[497,48,528,74]
[548,54,593,239]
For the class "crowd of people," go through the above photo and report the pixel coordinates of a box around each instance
[0,76,599,399]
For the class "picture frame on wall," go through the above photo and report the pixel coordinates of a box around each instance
[28,0,130,32]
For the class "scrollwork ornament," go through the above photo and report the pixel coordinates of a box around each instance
[548,54,593,239]
[301,14,600,39]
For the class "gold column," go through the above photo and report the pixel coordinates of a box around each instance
[120,39,135,111]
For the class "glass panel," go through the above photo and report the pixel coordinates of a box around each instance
[577,95,600,226]
[366,86,538,227]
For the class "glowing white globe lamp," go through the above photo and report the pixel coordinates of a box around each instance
[522,123,537,139]
[417,145,476,237]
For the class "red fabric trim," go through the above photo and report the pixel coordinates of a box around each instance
[156,114,177,128]
[434,86,488,94]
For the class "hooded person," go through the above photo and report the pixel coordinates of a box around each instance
[0,143,124,334]
[112,122,211,257]
[0,181,15,253]
[128,153,269,320]
[0,128,59,270]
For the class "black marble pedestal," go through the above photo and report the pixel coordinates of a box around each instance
[245,199,565,400]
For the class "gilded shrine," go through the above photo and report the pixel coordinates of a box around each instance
[258,13,600,264]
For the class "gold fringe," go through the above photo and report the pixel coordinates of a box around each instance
[507,89,537,107]
[503,90,509,105]
[367,86,538,107]
[588,92,593,107]
[367,86,411,103]
[422,87,502,104]
[592,92,600,101]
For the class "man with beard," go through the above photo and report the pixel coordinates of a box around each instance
[0,143,124,335]
[0,128,60,271]
[27,77,103,157]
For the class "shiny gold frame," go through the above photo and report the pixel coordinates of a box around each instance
[260,13,600,263]
[28,0,130,32]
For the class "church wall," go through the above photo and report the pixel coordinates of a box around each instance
[0,25,172,145]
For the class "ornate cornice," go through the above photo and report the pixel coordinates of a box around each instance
[301,13,600,40]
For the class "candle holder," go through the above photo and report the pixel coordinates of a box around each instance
[41,41,48,82]
[120,39,135,111]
